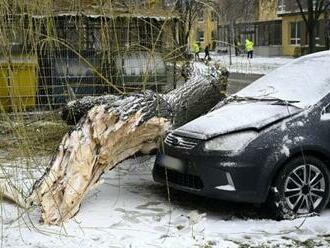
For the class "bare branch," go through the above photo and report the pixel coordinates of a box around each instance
[296,0,309,26]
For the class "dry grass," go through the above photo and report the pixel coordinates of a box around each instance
[0,114,69,161]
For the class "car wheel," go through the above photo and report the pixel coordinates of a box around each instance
[270,156,330,219]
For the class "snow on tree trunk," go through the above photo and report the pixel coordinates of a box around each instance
[61,63,228,127]
[62,95,121,125]
[165,65,228,127]
[2,63,229,225]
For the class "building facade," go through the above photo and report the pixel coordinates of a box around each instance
[189,8,217,50]
[278,0,330,56]
[217,0,283,56]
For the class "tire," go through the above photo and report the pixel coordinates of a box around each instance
[269,156,330,219]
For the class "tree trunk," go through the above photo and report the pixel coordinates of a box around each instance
[308,0,315,54]
[325,12,330,50]
[25,63,228,225]
[62,95,121,125]
[62,63,228,126]
[308,24,316,54]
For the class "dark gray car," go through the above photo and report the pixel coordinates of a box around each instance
[153,51,330,218]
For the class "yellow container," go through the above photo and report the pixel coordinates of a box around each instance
[0,59,38,111]
[0,65,10,111]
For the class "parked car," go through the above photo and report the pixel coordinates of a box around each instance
[153,51,330,218]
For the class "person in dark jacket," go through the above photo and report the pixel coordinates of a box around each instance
[234,38,241,56]
[204,44,211,60]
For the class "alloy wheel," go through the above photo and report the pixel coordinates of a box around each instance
[284,164,326,214]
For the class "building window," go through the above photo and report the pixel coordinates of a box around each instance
[257,21,282,46]
[197,31,204,41]
[290,22,302,45]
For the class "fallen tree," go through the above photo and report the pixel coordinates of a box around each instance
[61,63,228,127]
[2,63,229,225]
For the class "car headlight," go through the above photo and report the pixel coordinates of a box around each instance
[203,131,258,153]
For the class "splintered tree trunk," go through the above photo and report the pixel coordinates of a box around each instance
[29,93,172,224]
[22,63,228,225]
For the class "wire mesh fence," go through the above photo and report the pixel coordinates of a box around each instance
[0,4,180,112]
[0,0,183,169]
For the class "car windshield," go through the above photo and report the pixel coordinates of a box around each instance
[235,51,330,109]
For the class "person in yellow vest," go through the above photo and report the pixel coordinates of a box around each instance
[192,42,200,60]
[245,39,254,59]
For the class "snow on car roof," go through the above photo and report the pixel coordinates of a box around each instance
[236,51,330,109]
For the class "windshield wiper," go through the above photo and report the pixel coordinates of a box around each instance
[270,98,300,106]
[226,95,300,106]
[212,96,300,112]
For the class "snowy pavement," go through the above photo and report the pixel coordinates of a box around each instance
[1,156,330,248]
[208,53,294,75]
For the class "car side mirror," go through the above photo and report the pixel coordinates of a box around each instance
[321,104,330,121]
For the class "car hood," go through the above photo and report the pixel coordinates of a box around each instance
[173,102,302,140]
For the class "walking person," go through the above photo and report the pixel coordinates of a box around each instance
[192,42,200,61]
[234,38,241,56]
[204,44,211,61]
[245,38,254,59]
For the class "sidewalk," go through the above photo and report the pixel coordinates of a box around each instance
[207,52,294,75]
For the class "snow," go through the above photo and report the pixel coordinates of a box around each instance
[1,156,330,248]
[220,162,237,167]
[281,145,290,157]
[294,121,305,127]
[175,102,300,140]
[236,51,330,109]
[280,121,287,131]
[206,52,293,75]
[32,13,176,21]
[0,157,48,196]
[116,52,166,76]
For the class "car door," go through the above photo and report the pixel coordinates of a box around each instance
[318,96,330,151]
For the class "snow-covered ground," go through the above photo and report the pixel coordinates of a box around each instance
[1,156,330,248]
[207,53,294,75]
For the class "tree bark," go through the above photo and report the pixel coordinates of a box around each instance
[4,62,229,225]
[62,95,121,125]
[62,63,228,127]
